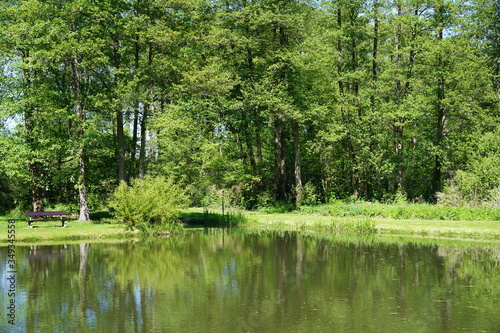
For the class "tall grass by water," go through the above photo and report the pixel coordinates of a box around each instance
[312,218,377,234]
[299,202,500,221]
[183,210,251,228]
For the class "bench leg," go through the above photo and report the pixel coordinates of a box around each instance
[62,220,67,227]
[28,220,33,228]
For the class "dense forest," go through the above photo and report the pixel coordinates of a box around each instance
[0,0,499,219]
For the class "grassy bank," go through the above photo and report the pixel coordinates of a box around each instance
[244,211,500,240]
[0,216,137,243]
[294,202,500,221]
[1,202,500,243]
[184,204,500,241]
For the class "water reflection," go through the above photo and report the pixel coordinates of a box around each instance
[1,231,500,332]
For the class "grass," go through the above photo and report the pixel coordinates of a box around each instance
[0,209,249,243]
[237,210,379,234]
[302,201,500,221]
[234,205,500,241]
[374,218,500,239]
[182,209,250,228]
[0,216,137,243]
[2,201,500,243]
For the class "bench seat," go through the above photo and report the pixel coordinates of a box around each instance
[25,211,69,227]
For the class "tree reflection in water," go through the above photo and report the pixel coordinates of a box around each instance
[1,231,499,332]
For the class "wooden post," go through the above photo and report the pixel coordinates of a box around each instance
[221,192,225,226]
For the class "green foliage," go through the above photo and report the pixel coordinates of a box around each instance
[301,182,320,206]
[110,177,188,230]
[135,221,184,236]
[438,131,500,206]
[258,202,296,214]
[45,203,78,215]
[89,210,114,222]
[0,173,14,214]
[1,0,500,212]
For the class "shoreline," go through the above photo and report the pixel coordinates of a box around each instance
[1,208,500,244]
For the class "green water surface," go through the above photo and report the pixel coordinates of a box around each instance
[1,230,500,332]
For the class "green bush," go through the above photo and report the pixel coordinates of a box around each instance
[301,182,320,206]
[438,131,500,206]
[110,176,188,230]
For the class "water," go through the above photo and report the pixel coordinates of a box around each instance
[1,230,500,332]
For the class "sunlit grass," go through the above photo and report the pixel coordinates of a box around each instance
[0,216,136,243]
[375,218,500,240]
[237,211,377,234]
[206,207,500,241]
[302,202,500,221]
[2,202,500,243]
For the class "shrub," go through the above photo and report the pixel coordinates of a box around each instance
[438,131,500,206]
[301,182,319,206]
[110,176,188,230]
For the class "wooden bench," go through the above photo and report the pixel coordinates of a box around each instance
[25,211,69,228]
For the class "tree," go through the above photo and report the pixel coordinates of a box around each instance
[1,0,500,211]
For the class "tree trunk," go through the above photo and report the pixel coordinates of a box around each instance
[372,0,379,85]
[395,124,404,193]
[431,14,446,202]
[293,120,303,207]
[76,120,90,222]
[22,53,44,212]
[131,105,139,167]
[72,53,90,221]
[130,27,141,173]
[394,3,405,196]
[226,121,245,164]
[139,42,153,179]
[26,115,44,212]
[255,121,263,166]
[76,125,90,222]
[337,8,344,99]
[496,58,500,102]
[431,76,446,201]
[244,133,256,172]
[117,109,126,181]
[348,138,360,200]
[148,129,157,160]
[337,6,360,200]
[393,5,418,198]
[138,104,148,180]
[29,162,44,212]
[242,111,257,173]
[114,39,126,182]
[363,0,380,201]
[274,115,286,202]
[246,45,263,168]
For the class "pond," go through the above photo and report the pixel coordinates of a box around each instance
[1,229,500,332]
